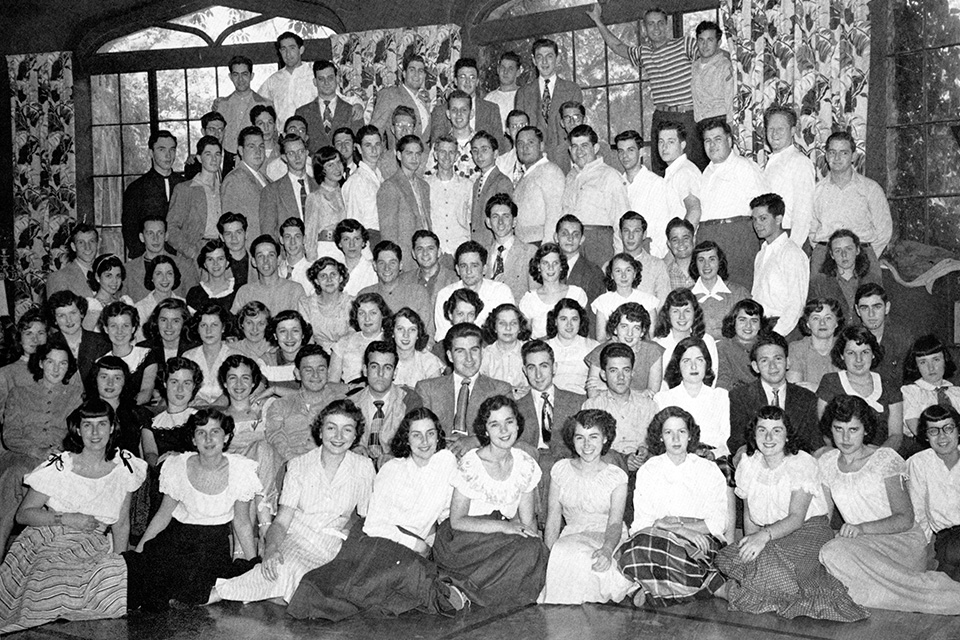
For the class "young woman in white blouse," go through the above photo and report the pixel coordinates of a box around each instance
[651,288,719,386]
[545,299,598,395]
[519,243,587,339]
[182,303,238,406]
[479,303,531,395]
[592,252,659,342]
[901,335,960,454]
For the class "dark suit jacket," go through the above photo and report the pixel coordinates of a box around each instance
[370,85,430,144]
[567,255,606,304]
[515,388,585,461]
[728,381,821,455]
[183,151,236,181]
[122,168,186,258]
[75,330,111,388]
[877,324,913,391]
[415,373,513,438]
[258,173,320,239]
[296,97,364,154]
[486,239,537,302]
[470,167,514,244]
[377,170,432,272]
[221,162,268,244]
[430,95,505,149]
[515,77,583,166]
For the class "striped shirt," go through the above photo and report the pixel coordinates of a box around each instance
[629,38,695,108]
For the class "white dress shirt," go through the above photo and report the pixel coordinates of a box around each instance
[258,63,317,129]
[342,161,382,231]
[515,156,565,243]
[622,166,685,258]
[433,278,515,340]
[663,153,702,209]
[764,145,816,248]
[752,232,809,335]
[701,152,767,222]
[425,173,472,254]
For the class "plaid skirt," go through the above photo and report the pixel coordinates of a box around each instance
[715,516,868,621]
[615,526,725,607]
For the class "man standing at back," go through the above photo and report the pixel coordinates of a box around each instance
[516,38,583,167]
[469,131,513,244]
[259,133,318,239]
[221,125,268,244]
[213,56,271,166]
[763,105,815,250]
[430,58,503,149]
[377,134,432,272]
[47,223,99,299]
[751,193,808,336]
[258,32,316,128]
[295,60,364,153]
[371,54,431,143]
[343,125,385,247]
[121,130,184,259]
[514,125,565,244]
[485,52,523,133]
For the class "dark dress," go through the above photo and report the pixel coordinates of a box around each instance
[186,284,236,315]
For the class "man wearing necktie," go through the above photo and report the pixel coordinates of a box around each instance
[295,60,364,154]
[258,133,319,239]
[482,193,537,303]
[121,130,186,259]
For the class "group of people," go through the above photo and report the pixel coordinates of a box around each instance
[2,2,957,635]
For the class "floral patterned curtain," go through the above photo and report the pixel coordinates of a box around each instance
[331,24,461,120]
[7,52,76,317]
[722,0,870,173]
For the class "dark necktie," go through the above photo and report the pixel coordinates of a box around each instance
[541,78,551,123]
[475,173,485,200]
[322,100,333,135]
[298,178,307,218]
[772,387,780,408]
[454,380,471,435]
[371,400,384,447]
[937,386,952,409]
[493,245,505,279]
[540,392,553,445]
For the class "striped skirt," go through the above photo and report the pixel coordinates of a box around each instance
[615,526,725,607]
[0,526,127,634]
[715,516,868,621]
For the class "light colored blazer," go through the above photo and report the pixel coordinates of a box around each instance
[470,166,514,245]
[485,239,537,303]
[377,170,432,272]
[221,163,267,246]
[258,172,320,239]
[167,179,212,261]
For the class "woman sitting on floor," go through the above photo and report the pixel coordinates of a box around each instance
[907,404,960,582]
[287,407,467,620]
[0,399,147,634]
[817,395,960,613]
[125,408,260,611]
[213,399,375,605]
[539,408,633,605]
[432,395,548,607]
[615,406,728,607]
[714,405,867,621]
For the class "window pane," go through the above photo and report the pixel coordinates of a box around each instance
[928,122,960,194]
[608,23,639,83]
[120,72,149,123]
[94,177,123,227]
[250,63,279,94]
[891,53,923,124]
[929,196,960,250]
[157,69,187,120]
[891,198,926,244]
[893,0,923,51]
[609,83,643,142]
[924,0,960,48]
[582,87,608,141]
[169,5,260,38]
[188,119,205,155]
[162,121,190,170]
[889,126,925,197]
[99,27,207,53]
[187,67,219,119]
[926,47,960,121]
[221,17,335,45]
[122,124,152,175]
[92,126,121,175]
[91,75,120,125]
[489,0,593,21]
[574,28,606,88]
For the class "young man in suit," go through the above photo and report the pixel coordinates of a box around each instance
[483,193,536,303]
[265,116,314,181]
[218,212,257,289]
[213,55,272,164]
[727,331,822,463]
[121,129,185,259]
[469,131,514,244]
[430,58,504,149]
[515,38,584,168]
[377,134,431,272]
[47,223,99,299]
[415,322,513,457]
[258,133,319,239]
[221,125,269,244]
[377,106,419,180]
[295,60,364,154]
[371,54,431,142]
[554,214,605,305]
[184,111,235,180]
[514,340,585,515]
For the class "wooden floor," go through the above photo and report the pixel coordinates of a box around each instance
[10,598,960,640]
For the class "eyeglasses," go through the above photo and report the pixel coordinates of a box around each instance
[926,424,958,438]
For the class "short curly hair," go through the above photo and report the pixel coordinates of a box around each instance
[831,325,883,371]
[87,254,126,293]
[47,291,88,325]
[645,406,701,456]
[190,302,234,343]
[562,408,617,457]
[603,252,643,292]
[481,303,532,345]
[349,293,391,333]
[472,394,524,446]
[143,298,191,344]
[821,229,871,279]
[13,307,48,358]
[334,218,370,249]
[546,298,590,339]
[442,288,483,323]
[28,337,77,384]
[653,288,705,339]
[385,307,430,351]
[606,302,650,340]
[528,242,569,285]
[307,257,349,293]
[819,394,879,446]
[389,406,447,458]
[186,408,236,452]
[217,353,264,397]
[99,300,140,334]
[798,297,845,337]
[310,398,365,447]
[267,309,313,347]
[160,356,204,402]
[744,405,803,456]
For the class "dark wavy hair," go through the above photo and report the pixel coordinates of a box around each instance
[63,398,120,460]
[315,145,346,184]
[529,242,569,285]
[99,300,140,334]
[350,293,391,333]
[160,356,204,402]
[603,252,643,292]
[196,238,229,273]
[385,307,430,351]
[645,406,701,456]
[663,336,716,388]
[688,241,729,281]
[720,299,765,339]
[267,309,313,347]
[916,404,960,448]
[546,298,590,339]
[903,334,957,384]
[28,337,77,384]
[831,325,883,370]
[607,302,650,341]
[820,394,879,446]
[218,353,264,397]
[47,291,88,328]
[86,254,126,293]
[13,306,48,358]
[744,405,802,456]
[190,302,235,343]
[653,288,705,339]
[334,218,370,249]
[798,297,845,337]
[144,254,182,292]
[562,409,617,457]
[307,257,349,293]
[143,298,191,344]
[186,407,236,452]
[389,406,447,458]
[442,288,483,322]
[820,229,871,279]
[472,394,524,447]
[481,303,532,345]
[310,398,365,447]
